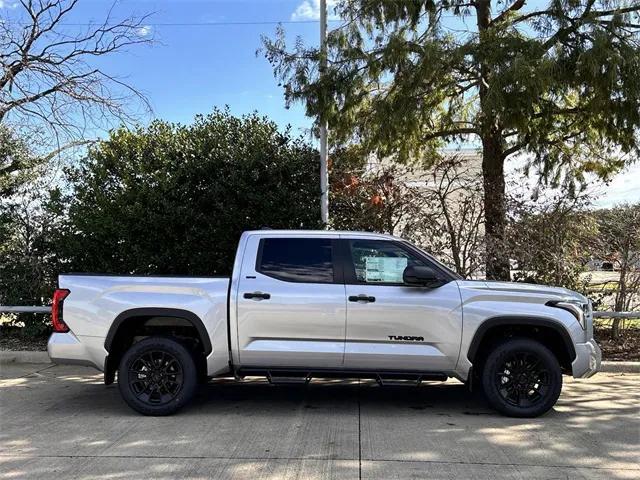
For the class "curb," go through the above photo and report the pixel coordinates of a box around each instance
[0,350,50,365]
[600,361,640,373]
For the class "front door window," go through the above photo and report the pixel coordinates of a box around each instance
[348,240,428,285]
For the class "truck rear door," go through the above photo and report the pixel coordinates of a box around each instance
[235,234,346,368]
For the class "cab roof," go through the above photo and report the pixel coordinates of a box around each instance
[242,229,401,241]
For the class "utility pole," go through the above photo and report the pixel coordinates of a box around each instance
[319,0,329,227]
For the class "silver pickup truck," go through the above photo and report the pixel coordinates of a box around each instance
[48,230,601,417]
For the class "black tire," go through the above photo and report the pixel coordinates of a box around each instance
[118,336,197,416]
[481,338,562,418]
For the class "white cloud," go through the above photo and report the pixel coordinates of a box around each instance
[136,25,153,38]
[592,162,640,208]
[0,1,18,8]
[506,153,640,209]
[291,0,339,21]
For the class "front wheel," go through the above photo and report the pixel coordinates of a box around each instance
[118,336,197,415]
[481,338,562,418]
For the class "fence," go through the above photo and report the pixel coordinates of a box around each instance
[593,312,640,319]
[0,306,52,314]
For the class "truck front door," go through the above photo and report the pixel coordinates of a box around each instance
[341,238,463,372]
[235,234,346,368]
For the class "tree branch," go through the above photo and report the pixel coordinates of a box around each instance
[491,0,527,26]
[0,0,152,145]
[422,127,478,142]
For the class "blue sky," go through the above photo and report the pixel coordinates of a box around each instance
[65,0,325,137]
[20,0,477,136]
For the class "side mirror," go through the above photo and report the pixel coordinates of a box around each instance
[403,265,442,287]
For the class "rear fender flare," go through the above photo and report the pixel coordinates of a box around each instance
[104,307,212,355]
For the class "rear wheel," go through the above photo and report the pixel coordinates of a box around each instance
[481,338,562,417]
[118,336,197,415]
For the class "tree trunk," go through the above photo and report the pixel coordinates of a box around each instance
[482,134,511,280]
[612,263,628,340]
[476,0,511,281]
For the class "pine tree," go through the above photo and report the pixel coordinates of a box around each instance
[263,0,640,279]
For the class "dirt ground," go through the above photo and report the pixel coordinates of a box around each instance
[0,333,47,352]
[595,327,640,361]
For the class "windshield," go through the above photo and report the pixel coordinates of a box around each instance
[401,241,463,280]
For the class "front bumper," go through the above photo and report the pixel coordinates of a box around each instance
[47,332,100,369]
[572,338,601,378]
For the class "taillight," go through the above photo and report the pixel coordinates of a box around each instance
[52,288,71,333]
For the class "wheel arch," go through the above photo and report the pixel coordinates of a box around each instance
[103,308,212,385]
[467,316,576,371]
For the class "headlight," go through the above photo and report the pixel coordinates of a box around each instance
[546,299,587,329]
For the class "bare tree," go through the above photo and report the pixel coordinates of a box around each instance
[507,189,597,290]
[0,0,152,147]
[594,204,640,339]
[402,156,485,279]
[330,150,485,278]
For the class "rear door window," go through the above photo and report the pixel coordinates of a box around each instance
[257,238,335,283]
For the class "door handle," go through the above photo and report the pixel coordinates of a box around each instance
[348,294,376,303]
[243,292,271,300]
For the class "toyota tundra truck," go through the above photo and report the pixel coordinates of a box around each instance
[48,230,601,417]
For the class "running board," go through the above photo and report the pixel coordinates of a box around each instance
[237,367,448,385]
[376,376,421,387]
[266,371,312,385]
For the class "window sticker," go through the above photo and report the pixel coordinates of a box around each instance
[364,257,408,283]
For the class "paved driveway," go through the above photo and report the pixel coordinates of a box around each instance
[0,364,638,479]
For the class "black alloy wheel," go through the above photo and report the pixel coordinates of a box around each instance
[495,352,550,408]
[128,349,184,405]
[482,338,562,417]
[118,336,197,415]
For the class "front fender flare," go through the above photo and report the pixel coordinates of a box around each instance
[466,316,576,363]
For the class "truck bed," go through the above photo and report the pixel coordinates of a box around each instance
[53,274,231,374]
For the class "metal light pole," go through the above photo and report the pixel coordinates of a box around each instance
[319,0,329,227]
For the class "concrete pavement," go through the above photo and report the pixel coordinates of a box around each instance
[0,364,638,479]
